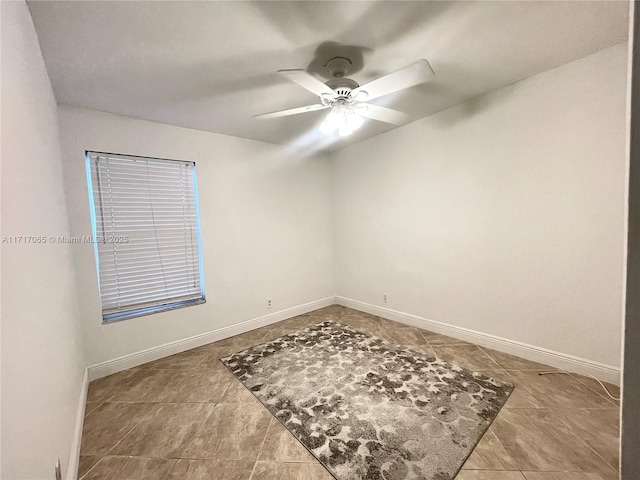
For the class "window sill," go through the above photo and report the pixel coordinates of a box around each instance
[102,297,206,324]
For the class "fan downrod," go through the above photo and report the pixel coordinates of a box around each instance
[324,57,359,93]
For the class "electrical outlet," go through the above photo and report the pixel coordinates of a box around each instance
[266,298,272,309]
[383,293,388,303]
[55,459,62,480]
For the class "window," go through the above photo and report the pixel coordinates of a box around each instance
[86,151,205,323]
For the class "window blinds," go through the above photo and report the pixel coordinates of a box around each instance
[87,152,205,322]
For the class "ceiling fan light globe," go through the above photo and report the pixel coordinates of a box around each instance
[321,109,341,132]
[347,113,364,131]
[320,119,335,135]
[338,125,354,137]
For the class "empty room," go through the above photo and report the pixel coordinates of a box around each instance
[2,1,638,480]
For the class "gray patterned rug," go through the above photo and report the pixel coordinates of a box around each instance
[221,322,513,480]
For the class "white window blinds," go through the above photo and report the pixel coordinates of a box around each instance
[87,152,205,323]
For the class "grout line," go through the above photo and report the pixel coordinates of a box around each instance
[216,375,237,401]
[256,417,275,463]
[100,402,207,458]
[496,371,543,405]
[566,372,621,405]
[550,409,620,474]
[78,456,104,480]
[467,429,521,472]
[160,459,179,480]
[102,422,147,457]
[476,345,511,369]
[249,417,274,479]
[83,402,103,419]
[82,456,179,480]
[419,331,435,348]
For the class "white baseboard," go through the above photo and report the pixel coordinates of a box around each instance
[87,296,335,381]
[86,294,620,385]
[336,296,621,385]
[68,368,89,480]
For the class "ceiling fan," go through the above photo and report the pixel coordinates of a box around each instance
[254,57,435,137]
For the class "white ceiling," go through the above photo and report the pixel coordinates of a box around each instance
[28,1,629,152]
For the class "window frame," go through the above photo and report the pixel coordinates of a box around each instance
[85,150,206,324]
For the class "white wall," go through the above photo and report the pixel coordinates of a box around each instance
[1,2,87,479]
[57,106,333,367]
[332,43,628,368]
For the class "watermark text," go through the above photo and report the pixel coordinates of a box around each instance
[2,235,129,244]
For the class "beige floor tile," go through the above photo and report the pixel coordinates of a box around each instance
[377,316,405,327]
[276,315,323,330]
[497,371,545,409]
[342,311,383,323]
[420,330,472,346]
[432,345,501,371]
[233,328,271,350]
[356,325,385,337]
[160,365,235,403]
[110,403,208,458]
[92,368,178,403]
[86,369,140,403]
[479,347,553,371]
[261,326,300,341]
[337,314,373,326]
[80,456,176,480]
[376,325,432,351]
[208,335,240,348]
[251,461,333,480]
[462,429,519,470]
[138,349,207,370]
[273,316,306,330]
[219,379,262,405]
[77,455,102,479]
[306,313,338,324]
[554,407,620,470]
[569,374,621,405]
[522,473,617,480]
[166,459,255,480]
[402,342,437,357]
[339,316,382,336]
[80,402,157,456]
[196,352,239,370]
[180,401,271,460]
[190,343,241,358]
[79,307,621,480]
[490,408,615,473]
[258,418,316,462]
[501,385,544,409]
[455,471,526,480]
[84,402,102,418]
[376,321,415,336]
[507,371,616,409]
[315,305,346,316]
[474,369,514,386]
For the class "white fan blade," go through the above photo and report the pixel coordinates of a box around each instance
[353,59,435,102]
[356,104,409,125]
[253,103,329,119]
[278,69,336,97]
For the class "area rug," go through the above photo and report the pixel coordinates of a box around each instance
[221,322,513,480]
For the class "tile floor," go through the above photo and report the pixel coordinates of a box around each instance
[78,305,620,480]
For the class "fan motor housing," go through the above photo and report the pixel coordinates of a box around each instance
[326,77,359,91]
[322,56,360,103]
[325,77,359,103]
